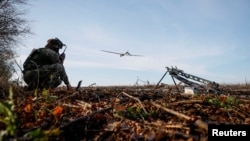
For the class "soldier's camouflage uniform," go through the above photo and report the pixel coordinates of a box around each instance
[23,47,70,90]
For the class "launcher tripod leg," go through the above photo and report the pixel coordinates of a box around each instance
[154,70,168,89]
[171,76,181,93]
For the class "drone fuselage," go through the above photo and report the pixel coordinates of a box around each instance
[120,54,125,57]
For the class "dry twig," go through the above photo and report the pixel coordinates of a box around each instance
[169,99,203,106]
[121,92,148,114]
[150,100,208,132]
[59,106,112,129]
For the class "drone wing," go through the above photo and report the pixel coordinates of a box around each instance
[130,54,143,57]
[101,50,122,55]
[126,52,143,57]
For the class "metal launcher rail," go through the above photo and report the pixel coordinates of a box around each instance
[156,66,220,94]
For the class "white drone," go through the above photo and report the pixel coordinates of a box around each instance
[101,50,143,57]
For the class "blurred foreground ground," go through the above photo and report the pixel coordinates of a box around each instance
[0,83,250,141]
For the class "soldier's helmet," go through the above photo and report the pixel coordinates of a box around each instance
[47,38,64,49]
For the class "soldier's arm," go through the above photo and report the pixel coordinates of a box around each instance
[43,49,62,64]
[60,65,73,90]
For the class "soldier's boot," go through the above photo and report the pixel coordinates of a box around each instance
[25,82,37,91]
[40,77,61,89]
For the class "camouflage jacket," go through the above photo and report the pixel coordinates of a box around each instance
[23,48,70,85]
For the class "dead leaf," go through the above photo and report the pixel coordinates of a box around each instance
[114,105,127,112]
[24,104,32,113]
[53,106,63,118]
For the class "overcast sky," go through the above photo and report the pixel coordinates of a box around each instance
[15,0,250,87]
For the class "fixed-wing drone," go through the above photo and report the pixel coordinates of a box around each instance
[101,50,143,57]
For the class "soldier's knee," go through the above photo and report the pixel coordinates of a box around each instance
[54,63,64,72]
[23,70,37,83]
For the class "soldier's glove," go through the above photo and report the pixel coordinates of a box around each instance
[59,53,65,63]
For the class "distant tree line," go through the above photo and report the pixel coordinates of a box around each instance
[0,0,31,86]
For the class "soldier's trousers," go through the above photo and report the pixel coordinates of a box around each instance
[23,63,64,90]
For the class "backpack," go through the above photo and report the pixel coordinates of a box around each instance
[23,48,42,71]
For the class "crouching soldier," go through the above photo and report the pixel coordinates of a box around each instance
[23,37,72,91]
